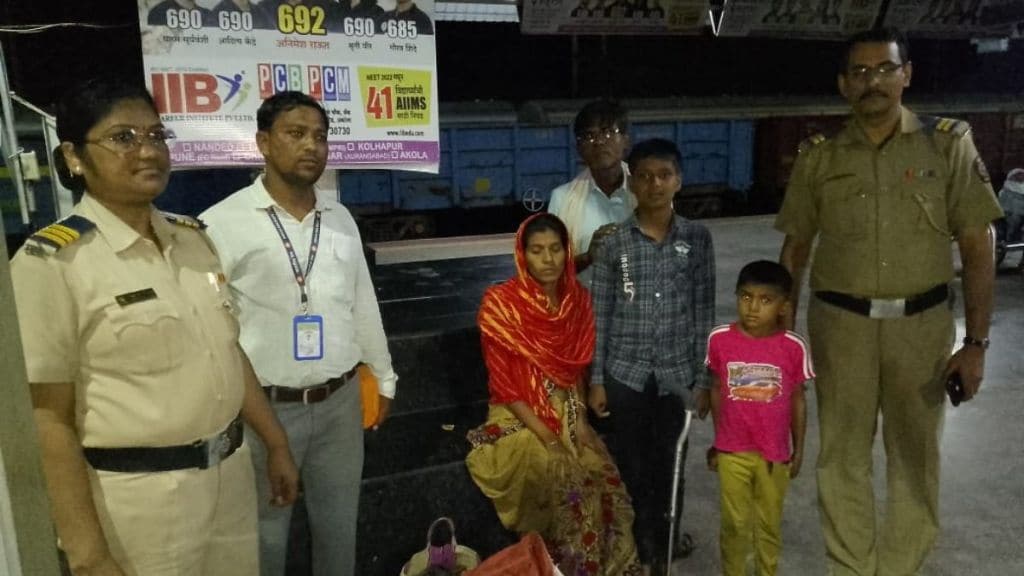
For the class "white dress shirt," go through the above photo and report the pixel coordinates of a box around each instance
[201,177,397,397]
[547,171,635,289]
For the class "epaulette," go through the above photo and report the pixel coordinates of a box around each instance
[25,215,96,255]
[927,116,971,137]
[797,133,828,154]
[162,212,207,230]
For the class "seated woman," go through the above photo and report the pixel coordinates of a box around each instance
[466,213,641,576]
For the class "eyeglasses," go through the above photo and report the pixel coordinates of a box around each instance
[576,127,623,145]
[846,62,905,81]
[85,127,176,153]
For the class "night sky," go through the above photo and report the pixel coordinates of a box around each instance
[1,1,1022,112]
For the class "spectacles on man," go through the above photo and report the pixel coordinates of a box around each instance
[576,127,623,145]
[846,62,905,81]
[85,127,176,154]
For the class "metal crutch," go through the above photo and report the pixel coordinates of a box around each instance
[665,410,694,576]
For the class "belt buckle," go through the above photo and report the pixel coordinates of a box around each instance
[869,297,906,319]
[203,430,231,469]
[302,384,325,405]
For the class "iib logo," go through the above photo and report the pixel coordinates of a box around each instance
[257,64,351,102]
[151,71,251,114]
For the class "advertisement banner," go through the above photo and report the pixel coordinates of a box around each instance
[718,0,883,38]
[521,0,708,35]
[883,0,1024,38]
[138,0,439,172]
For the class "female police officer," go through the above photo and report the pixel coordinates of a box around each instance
[9,78,298,576]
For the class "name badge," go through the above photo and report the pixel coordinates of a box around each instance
[115,288,158,307]
[293,315,324,361]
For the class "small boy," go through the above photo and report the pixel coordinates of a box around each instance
[705,260,813,576]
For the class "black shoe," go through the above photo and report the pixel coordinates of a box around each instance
[672,532,695,559]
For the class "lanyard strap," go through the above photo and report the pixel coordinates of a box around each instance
[266,207,321,312]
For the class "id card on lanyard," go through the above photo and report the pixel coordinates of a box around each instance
[267,206,324,361]
[294,315,324,361]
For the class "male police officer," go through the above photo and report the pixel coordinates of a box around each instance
[776,28,1002,576]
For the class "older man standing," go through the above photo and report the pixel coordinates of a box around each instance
[776,28,1002,576]
[547,99,636,291]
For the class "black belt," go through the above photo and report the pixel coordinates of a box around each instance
[815,284,949,319]
[83,417,243,473]
[263,367,357,404]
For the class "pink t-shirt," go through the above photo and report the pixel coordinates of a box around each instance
[705,323,815,462]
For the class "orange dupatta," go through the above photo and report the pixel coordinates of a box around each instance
[476,214,595,434]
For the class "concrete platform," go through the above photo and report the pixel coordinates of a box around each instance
[671,222,1024,576]
[303,215,1024,575]
[367,233,515,266]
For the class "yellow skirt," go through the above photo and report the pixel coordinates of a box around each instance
[466,390,641,576]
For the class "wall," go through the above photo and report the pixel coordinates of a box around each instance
[0,226,61,575]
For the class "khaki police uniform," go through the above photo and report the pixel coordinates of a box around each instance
[775,107,1003,576]
[10,193,258,576]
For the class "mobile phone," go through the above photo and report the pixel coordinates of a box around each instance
[946,371,965,407]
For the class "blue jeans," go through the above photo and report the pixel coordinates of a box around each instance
[246,378,364,576]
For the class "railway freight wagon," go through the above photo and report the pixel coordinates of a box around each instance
[341,115,754,240]
[5,97,1024,249]
[754,106,1024,211]
[64,112,752,242]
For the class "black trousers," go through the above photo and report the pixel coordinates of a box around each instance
[599,374,688,564]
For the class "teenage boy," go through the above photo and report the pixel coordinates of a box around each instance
[590,138,715,573]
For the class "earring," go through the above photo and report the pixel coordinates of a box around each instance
[74,166,82,174]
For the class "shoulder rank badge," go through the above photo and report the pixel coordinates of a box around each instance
[931,116,970,137]
[26,215,96,255]
[798,133,827,154]
[162,212,207,230]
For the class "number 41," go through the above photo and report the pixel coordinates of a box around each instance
[366,86,393,120]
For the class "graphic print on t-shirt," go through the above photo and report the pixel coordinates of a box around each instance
[725,361,782,402]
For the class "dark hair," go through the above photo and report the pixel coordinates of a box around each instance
[736,260,793,296]
[257,91,329,132]
[842,27,909,72]
[521,213,570,251]
[573,99,629,138]
[53,77,158,192]
[627,138,682,173]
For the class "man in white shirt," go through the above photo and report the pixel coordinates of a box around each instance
[201,91,397,576]
[547,99,636,290]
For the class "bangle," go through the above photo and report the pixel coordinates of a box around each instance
[962,336,989,350]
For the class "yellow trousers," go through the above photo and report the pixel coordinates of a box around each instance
[718,451,790,576]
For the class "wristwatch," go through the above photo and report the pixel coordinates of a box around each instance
[962,336,990,350]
